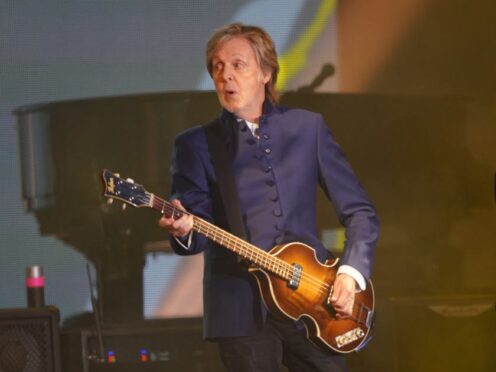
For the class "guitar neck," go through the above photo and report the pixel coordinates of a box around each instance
[148,192,292,278]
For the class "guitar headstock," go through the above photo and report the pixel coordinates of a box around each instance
[101,169,149,208]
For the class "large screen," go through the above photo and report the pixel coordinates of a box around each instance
[0,0,339,322]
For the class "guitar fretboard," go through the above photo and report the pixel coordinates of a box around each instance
[149,192,294,279]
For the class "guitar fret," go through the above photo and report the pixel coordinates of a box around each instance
[126,190,292,278]
[192,216,291,276]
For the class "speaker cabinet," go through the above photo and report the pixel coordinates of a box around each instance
[0,306,61,372]
[348,295,495,372]
[389,295,495,372]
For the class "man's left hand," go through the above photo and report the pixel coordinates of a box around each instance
[330,273,356,318]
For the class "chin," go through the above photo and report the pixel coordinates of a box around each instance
[220,101,239,114]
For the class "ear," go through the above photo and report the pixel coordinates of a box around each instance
[259,70,271,84]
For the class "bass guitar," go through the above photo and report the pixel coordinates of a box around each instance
[101,169,375,353]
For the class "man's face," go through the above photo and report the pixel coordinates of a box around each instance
[211,37,270,122]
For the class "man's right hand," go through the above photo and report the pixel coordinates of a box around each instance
[158,199,194,237]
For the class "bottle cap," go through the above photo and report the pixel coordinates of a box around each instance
[26,265,44,278]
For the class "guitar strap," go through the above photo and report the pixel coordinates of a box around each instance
[204,118,247,241]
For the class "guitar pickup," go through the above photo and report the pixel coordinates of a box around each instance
[288,263,302,289]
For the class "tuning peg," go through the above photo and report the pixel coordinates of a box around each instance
[126,178,135,184]
[107,198,114,205]
[122,204,127,211]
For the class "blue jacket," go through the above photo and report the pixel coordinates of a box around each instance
[169,102,379,339]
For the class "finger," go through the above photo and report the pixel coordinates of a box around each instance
[168,209,194,237]
[171,218,190,235]
[342,302,354,317]
[159,215,175,228]
[170,199,187,214]
[330,282,342,304]
[335,302,353,318]
[335,293,355,316]
[331,284,350,307]
[160,199,186,223]
[331,286,351,311]
[159,213,188,234]
[333,295,349,310]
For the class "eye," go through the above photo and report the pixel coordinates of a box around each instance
[213,62,223,73]
[233,61,246,70]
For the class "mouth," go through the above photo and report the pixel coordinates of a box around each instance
[221,89,238,102]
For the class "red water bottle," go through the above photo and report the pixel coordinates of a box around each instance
[26,265,45,307]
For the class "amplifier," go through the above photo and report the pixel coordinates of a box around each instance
[60,317,222,372]
[350,294,496,372]
[0,306,61,372]
[389,294,496,372]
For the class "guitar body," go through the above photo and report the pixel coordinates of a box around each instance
[249,242,375,354]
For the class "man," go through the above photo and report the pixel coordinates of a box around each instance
[160,23,379,372]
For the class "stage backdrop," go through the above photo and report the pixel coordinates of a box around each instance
[0,0,340,321]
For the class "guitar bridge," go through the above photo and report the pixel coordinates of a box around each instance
[288,263,302,289]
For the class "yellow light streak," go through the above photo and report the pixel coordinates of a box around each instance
[277,0,337,90]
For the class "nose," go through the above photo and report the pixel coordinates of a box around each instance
[222,65,233,81]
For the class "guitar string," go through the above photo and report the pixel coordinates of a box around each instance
[146,193,372,323]
[151,194,330,291]
[142,193,371,322]
[105,174,366,311]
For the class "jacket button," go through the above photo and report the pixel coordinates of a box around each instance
[264,148,271,154]
[273,209,282,217]
[263,133,270,140]
[264,165,272,172]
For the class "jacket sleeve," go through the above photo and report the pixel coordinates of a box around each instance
[316,115,380,280]
[168,129,212,255]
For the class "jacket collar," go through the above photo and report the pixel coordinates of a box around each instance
[216,100,278,146]
[219,99,277,127]
[212,100,277,156]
